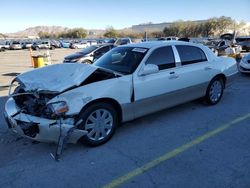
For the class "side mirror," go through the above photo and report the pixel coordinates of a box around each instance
[139,64,159,76]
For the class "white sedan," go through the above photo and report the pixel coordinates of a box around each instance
[4,41,238,147]
[71,42,89,49]
[239,53,250,73]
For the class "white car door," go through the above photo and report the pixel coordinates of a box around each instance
[133,46,190,118]
[173,45,219,96]
[133,45,219,118]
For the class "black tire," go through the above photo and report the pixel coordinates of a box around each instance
[50,46,55,50]
[77,102,118,146]
[205,77,224,105]
[35,46,39,51]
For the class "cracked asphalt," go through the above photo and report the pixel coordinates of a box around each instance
[0,50,250,188]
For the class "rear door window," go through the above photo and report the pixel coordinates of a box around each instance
[176,45,207,65]
[145,46,175,70]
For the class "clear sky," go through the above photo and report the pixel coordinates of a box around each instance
[1,0,250,33]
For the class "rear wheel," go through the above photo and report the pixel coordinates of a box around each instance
[78,103,118,146]
[205,77,224,105]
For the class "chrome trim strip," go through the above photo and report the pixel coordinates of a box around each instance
[121,82,208,122]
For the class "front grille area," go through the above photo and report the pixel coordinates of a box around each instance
[12,89,56,119]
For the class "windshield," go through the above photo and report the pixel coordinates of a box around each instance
[94,47,148,74]
[80,45,99,54]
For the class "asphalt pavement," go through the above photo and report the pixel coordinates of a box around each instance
[0,74,250,188]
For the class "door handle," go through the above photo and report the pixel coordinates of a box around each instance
[169,72,179,79]
[204,67,212,71]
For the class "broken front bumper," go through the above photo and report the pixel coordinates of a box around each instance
[4,97,87,144]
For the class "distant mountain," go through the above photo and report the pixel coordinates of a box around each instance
[5,26,105,38]
[6,26,70,37]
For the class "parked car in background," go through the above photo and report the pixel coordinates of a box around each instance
[87,40,97,46]
[60,40,71,48]
[3,41,10,50]
[21,41,33,49]
[236,36,250,52]
[4,41,237,147]
[0,44,5,52]
[239,53,250,73]
[158,37,178,41]
[31,41,56,50]
[106,38,116,44]
[9,41,22,50]
[50,40,62,48]
[178,38,190,42]
[70,41,88,49]
[64,44,115,64]
[97,38,116,44]
[114,38,132,45]
[206,39,237,56]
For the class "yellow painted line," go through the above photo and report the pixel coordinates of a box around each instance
[103,113,250,188]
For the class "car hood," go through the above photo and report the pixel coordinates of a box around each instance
[64,53,87,60]
[15,63,98,93]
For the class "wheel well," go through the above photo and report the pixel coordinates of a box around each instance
[213,74,226,87]
[78,98,122,123]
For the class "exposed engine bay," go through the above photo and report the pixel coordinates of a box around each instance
[12,88,56,119]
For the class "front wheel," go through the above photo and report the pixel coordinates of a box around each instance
[77,103,118,146]
[205,78,224,105]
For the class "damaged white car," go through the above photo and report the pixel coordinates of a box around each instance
[4,41,238,150]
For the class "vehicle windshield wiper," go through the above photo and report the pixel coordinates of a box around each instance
[95,66,124,76]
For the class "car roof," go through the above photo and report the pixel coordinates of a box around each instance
[123,41,201,49]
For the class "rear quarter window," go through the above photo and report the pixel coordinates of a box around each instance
[176,45,207,65]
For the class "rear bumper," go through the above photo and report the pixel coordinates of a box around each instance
[4,98,87,144]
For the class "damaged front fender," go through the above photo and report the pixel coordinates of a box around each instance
[48,75,133,117]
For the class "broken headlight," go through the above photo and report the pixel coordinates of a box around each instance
[47,101,69,117]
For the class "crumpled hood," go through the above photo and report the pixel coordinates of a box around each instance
[16,63,97,93]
